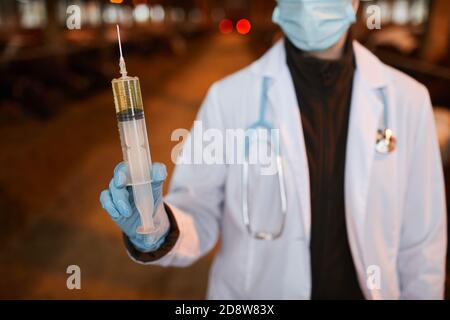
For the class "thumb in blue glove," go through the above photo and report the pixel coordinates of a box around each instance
[100,162,170,252]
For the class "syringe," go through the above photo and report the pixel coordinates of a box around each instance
[112,25,155,234]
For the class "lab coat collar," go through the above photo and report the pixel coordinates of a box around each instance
[249,39,286,79]
[250,39,388,90]
[353,41,387,89]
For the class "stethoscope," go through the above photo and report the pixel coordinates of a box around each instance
[242,77,287,241]
[242,78,396,241]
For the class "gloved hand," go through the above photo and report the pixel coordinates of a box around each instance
[100,162,170,253]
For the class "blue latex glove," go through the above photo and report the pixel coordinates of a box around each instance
[100,162,170,252]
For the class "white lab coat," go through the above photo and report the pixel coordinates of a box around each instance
[129,40,447,299]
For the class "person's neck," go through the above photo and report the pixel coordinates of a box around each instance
[307,32,348,61]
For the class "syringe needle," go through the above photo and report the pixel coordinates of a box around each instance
[116,24,123,58]
[116,24,127,77]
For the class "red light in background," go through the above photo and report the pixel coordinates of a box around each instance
[236,19,251,35]
[219,19,233,34]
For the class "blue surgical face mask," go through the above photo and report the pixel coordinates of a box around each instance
[272,0,356,52]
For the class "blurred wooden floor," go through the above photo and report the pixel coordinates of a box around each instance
[0,33,256,299]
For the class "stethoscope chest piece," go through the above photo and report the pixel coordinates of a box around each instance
[375,128,396,154]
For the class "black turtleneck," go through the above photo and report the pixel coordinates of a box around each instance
[285,35,364,300]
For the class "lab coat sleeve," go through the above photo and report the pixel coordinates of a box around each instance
[125,83,227,267]
[398,89,447,299]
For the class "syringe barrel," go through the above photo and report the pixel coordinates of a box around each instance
[112,76,155,234]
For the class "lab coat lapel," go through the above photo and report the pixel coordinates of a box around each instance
[345,42,386,298]
[268,61,312,242]
[345,73,382,254]
[250,39,312,241]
